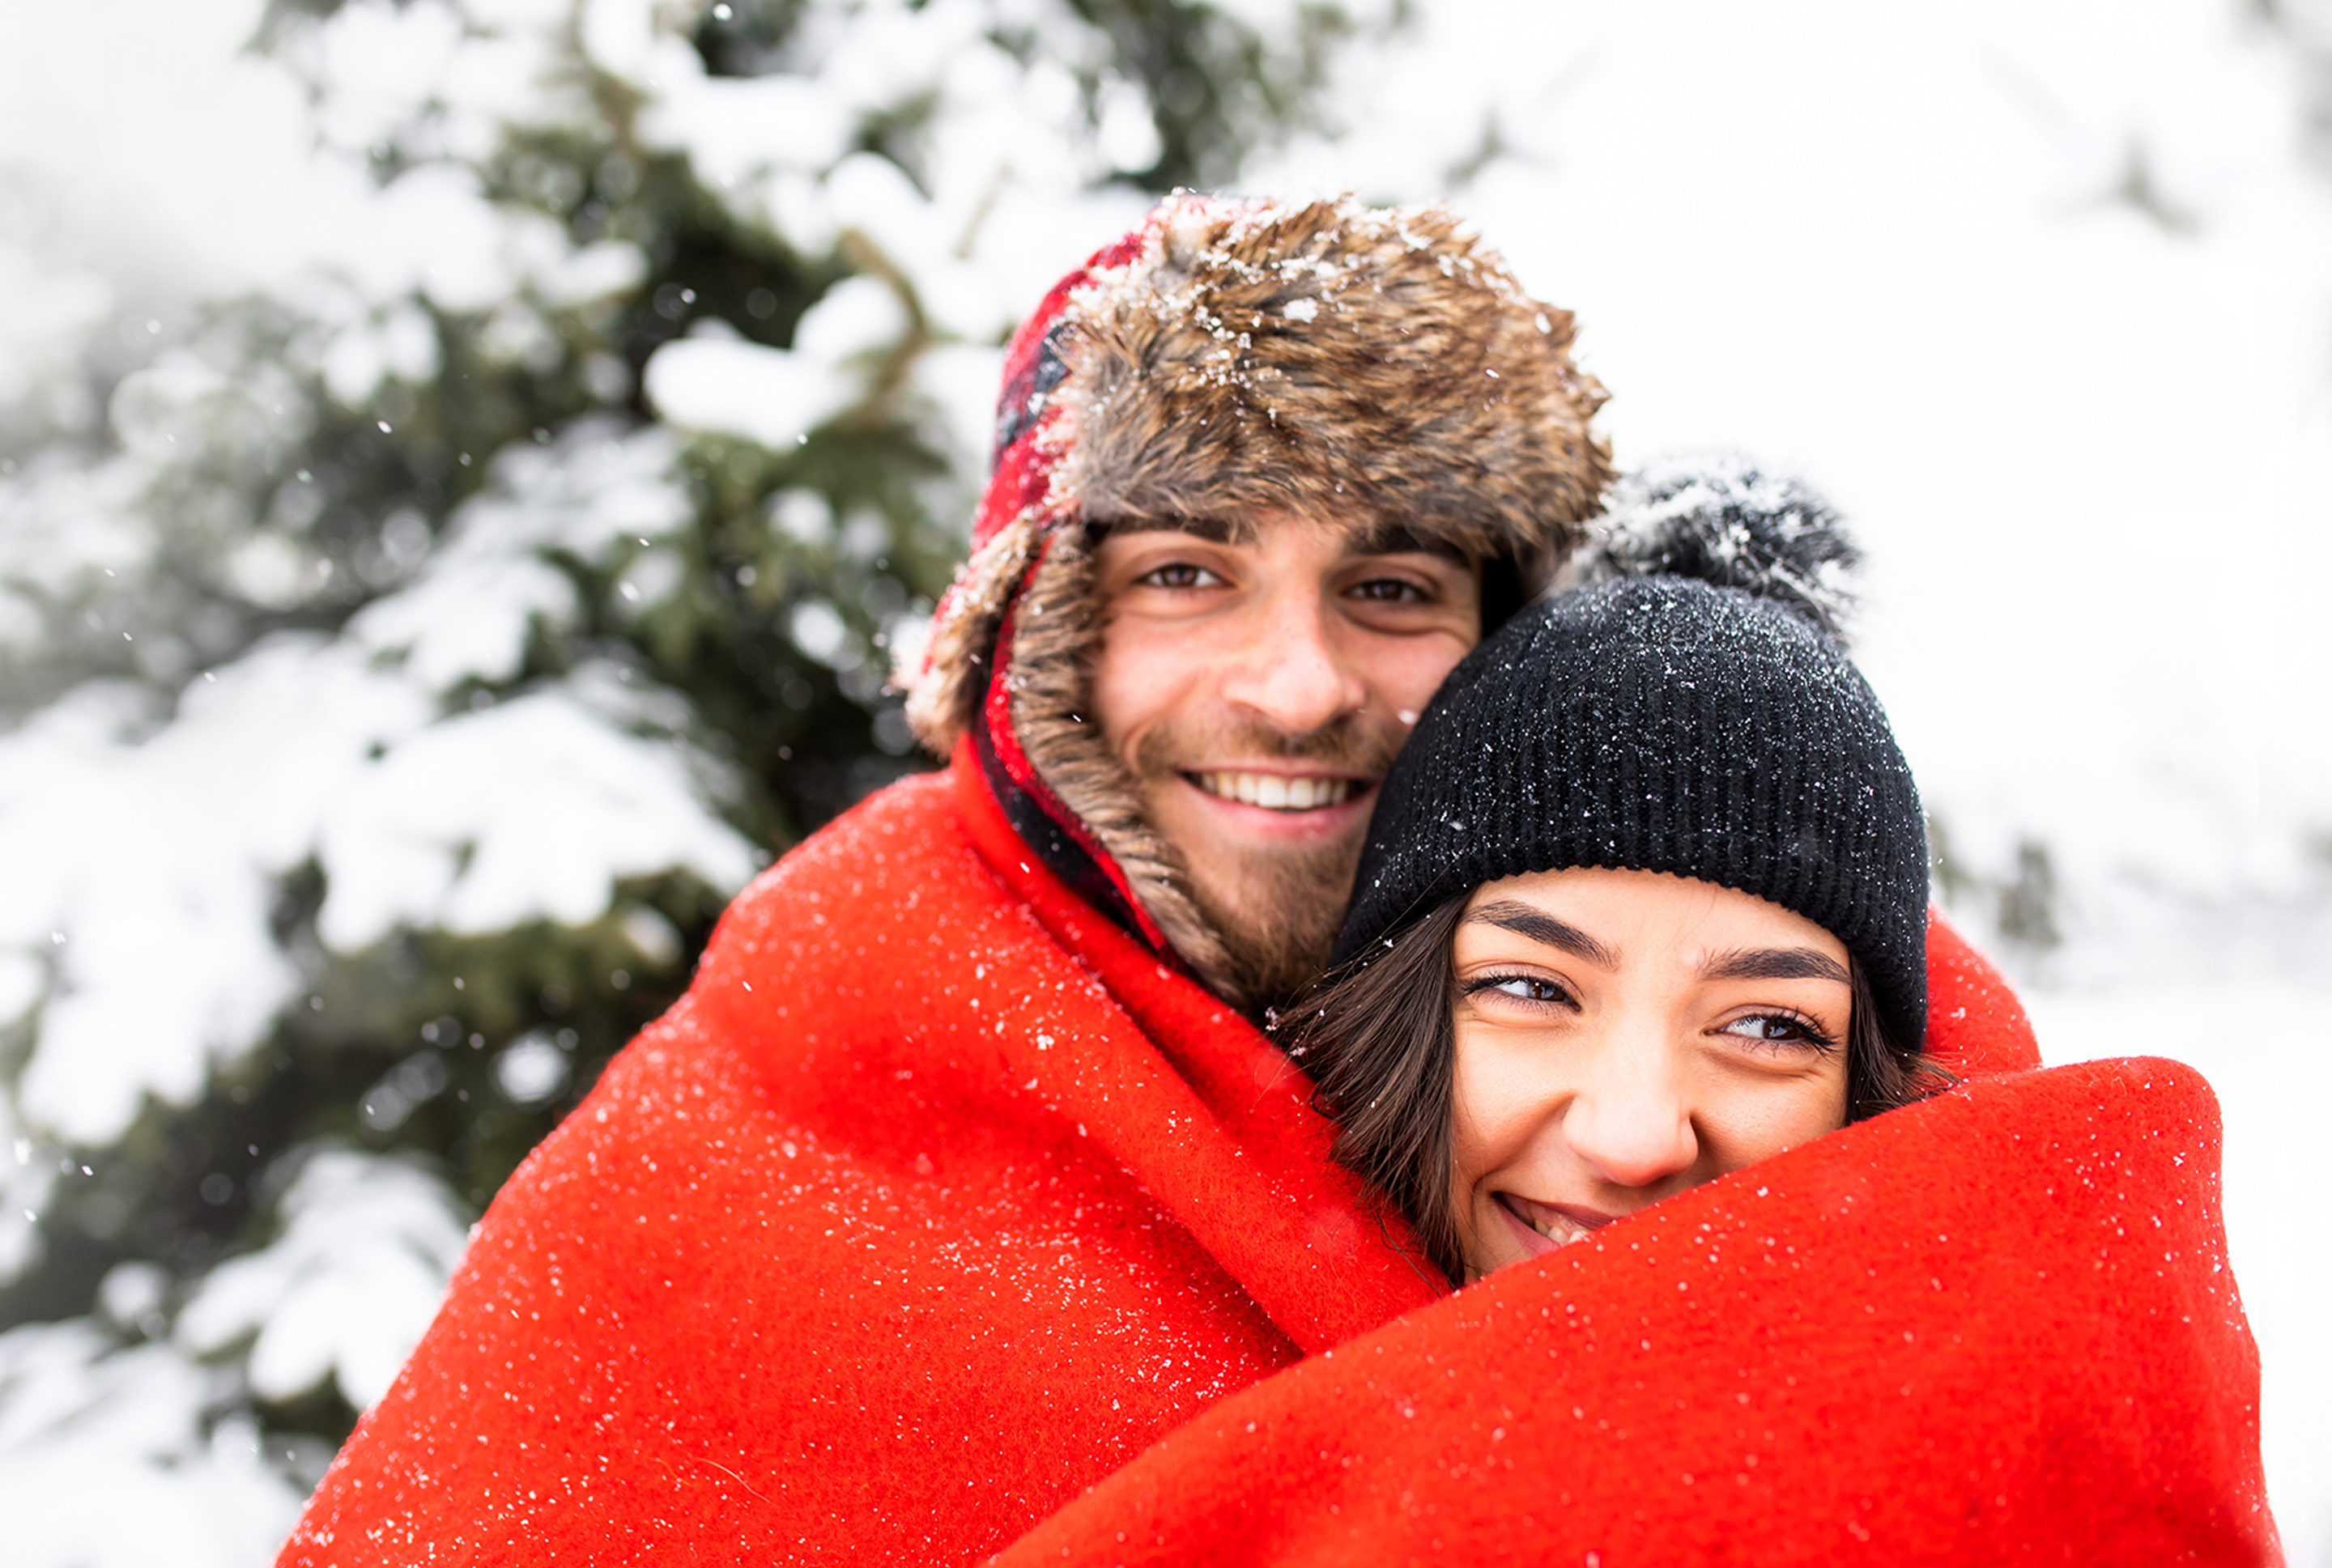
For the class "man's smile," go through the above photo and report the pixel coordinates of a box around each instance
[1187,770,1364,811]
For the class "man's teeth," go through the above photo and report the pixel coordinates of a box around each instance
[1197,772,1354,810]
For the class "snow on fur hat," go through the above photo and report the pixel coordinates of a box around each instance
[899,194,1614,1005]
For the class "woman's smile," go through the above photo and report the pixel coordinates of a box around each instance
[1492,1192,1618,1256]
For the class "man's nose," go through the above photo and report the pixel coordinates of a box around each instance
[1217,580,1368,735]
[1562,1042,1700,1191]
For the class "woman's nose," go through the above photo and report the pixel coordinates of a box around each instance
[1561,1052,1700,1191]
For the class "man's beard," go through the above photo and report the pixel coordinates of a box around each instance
[1191,845,1354,1015]
[1132,713,1405,1013]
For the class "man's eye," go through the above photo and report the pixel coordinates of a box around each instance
[1348,578,1427,603]
[1138,563,1223,589]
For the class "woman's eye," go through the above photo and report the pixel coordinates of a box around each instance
[1718,1013,1833,1052]
[1137,563,1223,590]
[1477,975,1569,1005]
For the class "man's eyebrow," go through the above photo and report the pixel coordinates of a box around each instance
[1347,520,1471,564]
[1088,515,1470,561]
[1700,947,1851,985]
[1462,902,1619,968]
[1087,515,1253,546]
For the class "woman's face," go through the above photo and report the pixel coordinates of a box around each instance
[1448,866,1853,1281]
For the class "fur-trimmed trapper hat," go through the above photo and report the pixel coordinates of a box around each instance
[900,193,1614,1005]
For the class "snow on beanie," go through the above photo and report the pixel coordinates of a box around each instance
[1330,457,1930,1048]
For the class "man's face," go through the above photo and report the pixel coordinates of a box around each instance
[1088,510,1483,1007]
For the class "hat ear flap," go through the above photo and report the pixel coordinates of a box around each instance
[901,513,1042,753]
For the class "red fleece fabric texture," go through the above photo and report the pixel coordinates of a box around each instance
[279,758,2275,1566]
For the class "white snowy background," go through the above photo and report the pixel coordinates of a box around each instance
[2,0,2326,1562]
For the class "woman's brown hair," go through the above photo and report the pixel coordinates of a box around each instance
[1287,889,1951,1287]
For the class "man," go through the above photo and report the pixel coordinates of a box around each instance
[904,193,1609,1013]
[281,198,2271,1566]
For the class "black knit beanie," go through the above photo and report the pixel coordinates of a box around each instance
[1330,457,1930,1048]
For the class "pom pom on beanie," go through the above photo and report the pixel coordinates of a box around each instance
[1568,450,1862,644]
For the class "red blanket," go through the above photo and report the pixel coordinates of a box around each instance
[998,1052,2273,1565]
[279,752,2275,1566]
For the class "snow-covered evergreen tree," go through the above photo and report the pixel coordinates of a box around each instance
[0,2,1384,1557]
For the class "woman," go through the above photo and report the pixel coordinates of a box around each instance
[995,461,2273,1566]
[1292,459,1951,1284]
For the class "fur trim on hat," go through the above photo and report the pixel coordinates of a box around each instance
[903,194,1615,1005]
[1054,195,1610,568]
[900,514,1041,753]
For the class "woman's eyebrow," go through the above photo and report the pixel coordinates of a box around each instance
[1462,902,1618,968]
[1700,947,1850,984]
